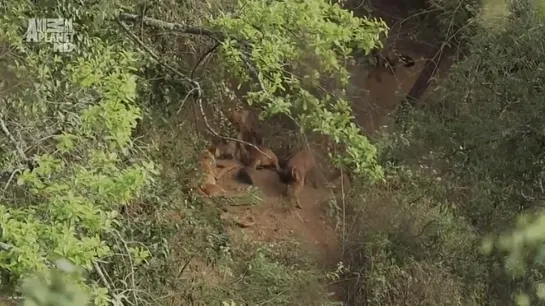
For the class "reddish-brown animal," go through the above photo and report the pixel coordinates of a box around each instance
[209,140,239,160]
[240,144,280,171]
[227,108,263,145]
[195,148,239,197]
[279,149,318,209]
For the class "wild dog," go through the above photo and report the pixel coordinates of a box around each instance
[372,49,415,71]
[195,148,239,197]
[235,144,280,185]
[240,144,280,171]
[209,140,239,160]
[279,149,318,209]
[227,108,263,145]
[368,48,416,82]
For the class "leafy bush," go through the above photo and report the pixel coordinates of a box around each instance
[342,165,486,305]
[0,1,157,304]
[205,0,388,179]
[20,259,90,306]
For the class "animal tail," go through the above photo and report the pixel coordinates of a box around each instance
[399,54,415,67]
[237,167,254,185]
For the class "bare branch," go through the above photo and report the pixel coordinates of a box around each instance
[177,255,193,278]
[190,42,221,79]
[3,167,21,195]
[118,13,223,42]
[0,113,27,161]
[93,262,112,291]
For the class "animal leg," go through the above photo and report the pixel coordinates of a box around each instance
[309,171,320,189]
[282,184,289,196]
[294,184,303,209]
[249,159,259,171]
[292,178,304,209]
[215,163,239,180]
[198,183,227,197]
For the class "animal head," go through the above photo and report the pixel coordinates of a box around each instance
[228,109,243,124]
[206,145,219,157]
[202,148,217,161]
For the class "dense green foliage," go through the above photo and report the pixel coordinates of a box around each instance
[0,1,155,304]
[208,1,387,179]
[20,260,89,306]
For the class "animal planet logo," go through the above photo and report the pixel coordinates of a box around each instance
[25,18,76,53]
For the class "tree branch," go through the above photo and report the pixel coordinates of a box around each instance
[190,42,221,79]
[118,13,223,42]
[116,18,202,99]
[93,261,124,305]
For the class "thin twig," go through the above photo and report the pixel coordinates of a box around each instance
[340,167,347,258]
[190,42,221,79]
[177,87,198,115]
[93,262,124,305]
[0,113,27,160]
[3,168,21,193]
[177,256,193,278]
[114,230,139,305]
[93,262,113,291]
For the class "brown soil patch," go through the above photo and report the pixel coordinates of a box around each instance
[217,166,346,302]
[217,168,340,268]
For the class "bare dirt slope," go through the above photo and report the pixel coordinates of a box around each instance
[219,167,341,268]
